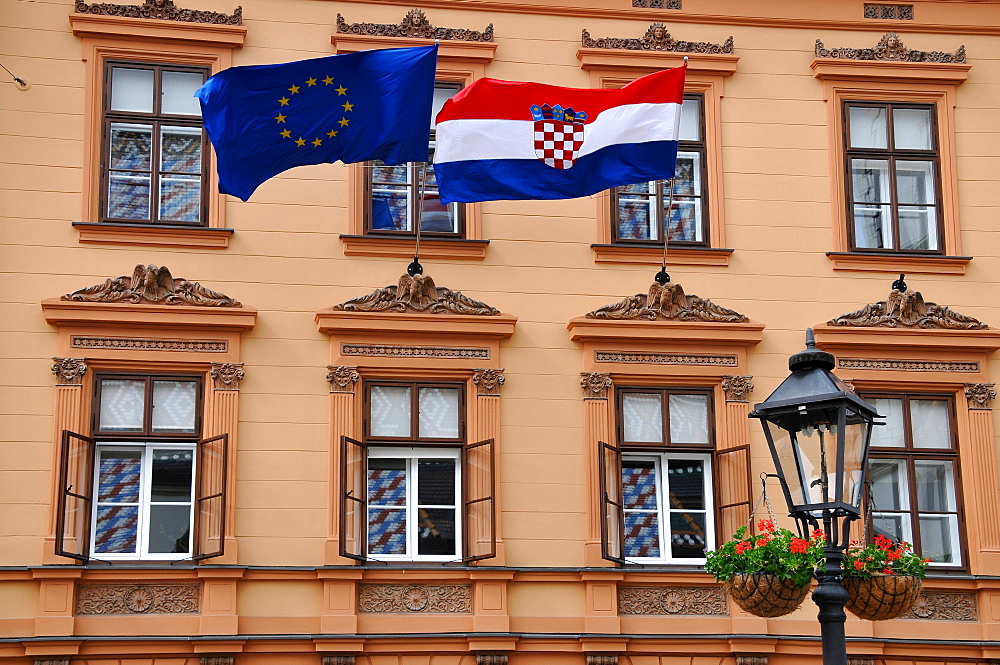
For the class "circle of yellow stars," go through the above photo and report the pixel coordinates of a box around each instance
[274,75,353,147]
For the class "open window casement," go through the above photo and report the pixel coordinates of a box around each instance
[713,443,752,545]
[598,440,626,565]
[56,430,97,561]
[194,433,228,560]
[461,437,495,562]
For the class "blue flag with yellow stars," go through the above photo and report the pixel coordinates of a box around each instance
[195,45,438,201]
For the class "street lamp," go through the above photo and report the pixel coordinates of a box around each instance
[749,329,881,665]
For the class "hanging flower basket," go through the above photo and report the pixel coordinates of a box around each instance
[844,574,922,621]
[724,572,812,618]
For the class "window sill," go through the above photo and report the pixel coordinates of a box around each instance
[826,251,971,275]
[74,222,233,249]
[591,244,733,266]
[340,234,489,260]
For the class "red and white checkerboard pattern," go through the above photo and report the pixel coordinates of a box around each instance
[533,120,585,170]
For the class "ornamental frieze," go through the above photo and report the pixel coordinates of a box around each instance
[71,336,228,352]
[618,586,728,615]
[596,351,737,366]
[201,658,234,665]
[211,363,245,391]
[342,343,490,359]
[75,0,241,24]
[964,383,996,410]
[476,656,507,665]
[322,657,355,665]
[632,0,681,8]
[76,583,200,615]
[815,32,965,63]
[51,358,87,385]
[337,9,493,42]
[327,366,360,393]
[333,273,499,315]
[722,375,754,402]
[473,368,505,396]
[582,23,733,54]
[357,584,472,613]
[864,4,913,20]
[828,285,985,330]
[63,264,240,307]
[899,591,978,621]
[586,282,748,323]
[736,657,768,665]
[838,358,978,372]
[585,657,617,665]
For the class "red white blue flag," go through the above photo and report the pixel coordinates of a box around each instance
[433,64,686,204]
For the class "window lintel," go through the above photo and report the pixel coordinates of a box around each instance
[578,49,738,77]
[811,58,970,85]
[332,34,496,63]
[70,12,246,48]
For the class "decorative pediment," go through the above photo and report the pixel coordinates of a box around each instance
[815,32,965,63]
[581,24,733,54]
[586,281,748,323]
[828,287,985,330]
[337,9,492,42]
[74,0,242,24]
[333,273,499,316]
[63,264,240,307]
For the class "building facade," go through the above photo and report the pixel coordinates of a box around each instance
[1,0,999,664]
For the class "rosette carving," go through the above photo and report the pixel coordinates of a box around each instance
[76,584,200,614]
[473,368,505,396]
[357,584,472,613]
[587,282,748,322]
[337,9,492,42]
[333,273,499,315]
[582,24,733,53]
[816,32,965,63]
[900,591,977,621]
[828,287,985,329]
[51,357,87,385]
[618,586,728,615]
[75,0,241,24]
[63,264,240,307]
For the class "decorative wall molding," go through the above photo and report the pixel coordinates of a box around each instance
[75,583,200,615]
[341,344,490,359]
[841,379,856,393]
[585,655,618,665]
[581,372,613,400]
[327,366,360,393]
[337,9,492,42]
[964,383,996,410]
[618,586,728,615]
[71,336,228,352]
[815,32,965,63]
[596,351,738,366]
[864,4,913,20]
[899,591,978,621]
[75,0,242,24]
[475,656,508,665]
[587,282,748,323]
[322,656,355,665]
[473,368,505,396]
[51,357,87,385]
[632,0,681,8]
[722,375,753,402]
[211,362,244,391]
[201,657,234,665]
[828,287,985,329]
[736,657,768,665]
[581,23,732,53]
[333,273,499,315]
[838,358,979,372]
[63,264,240,307]
[357,584,472,613]
[34,660,70,665]
[846,658,874,665]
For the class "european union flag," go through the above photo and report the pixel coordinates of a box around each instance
[195,45,438,201]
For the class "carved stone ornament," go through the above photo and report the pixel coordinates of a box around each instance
[75,0,241,24]
[722,375,754,402]
[63,264,240,307]
[473,368,505,396]
[828,288,985,329]
[51,357,87,385]
[211,363,244,391]
[581,372,613,400]
[587,281,748,323]
[618,586,728,615]
[899,591,978,621]
[736,657,768,665]
[815,32,965,63]
[72,336,227,352]
[201,657,234,665]
[76,583,200,615]
[337,9,493,42]
[846,658,874,665]
[841,379,857,393]
[327,366,360,393]
[839,358,978,372]
[357,584,472,613]
[332,273,499,315]
[864,4,913,20]
[476,656,508,665]
[34,660,69,665]
[322,656,355,665]
[585,656,618,665]
[965,383,996,410]
[632,0,681,8]
[582,23,733,54]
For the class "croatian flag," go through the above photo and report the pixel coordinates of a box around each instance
[433,64,686,204]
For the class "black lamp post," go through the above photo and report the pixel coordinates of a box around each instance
[749,329,881,665]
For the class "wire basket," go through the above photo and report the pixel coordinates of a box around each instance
[844,575,922,621]
[724,573,811,618]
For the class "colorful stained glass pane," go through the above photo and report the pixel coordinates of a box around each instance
[108,173,151,220]
[98,450,141,502]
[368,508,406,555]
[368,463,407,506]
[99,379,145,431]
[622,462,658,510]
[110,124,152,170]
[151,381,197,432]
[418,387,459,438]
[94,505,139,554]
[161,127,202,173]
[160,176,201,223]
[624,513,661,558]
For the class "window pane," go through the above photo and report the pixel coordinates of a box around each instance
[869,398,904,447]
[852,159,890,203]
[151,380,197,433]
[416,507,456,556]
[110,67,154,113]
[853,205,893,249]
[94,505,139,554]
[678,98,700,142]
[431,85,459,129]
[622,393,663,443]
[147,505,191,553]
[368,508,406,555]
[673,152,700,197]
[667,458,706,510]
[150,449,193,502]
[161,126,202,173]
[871,512,910,545]
[622,461,658,510]
[668,394,709,444]
[368,458,407,507]
[669,511,707,558]
[893,108,933,150]
[849,106,888,149]
[667,199,701,242]
[914,460,956,512]
[98,449,141,503]
[161,70,204,116]
[898,208,937,251]
[868,459,908,511]
[919,514,959,564]
[371,188,409,231]
[108,172,151,220]
[896,161,935,205]
[99,379,146,431]
[624,512,661,558]
[160,175,202,223]
[910,400,950,449]
[110,123,152,170]
[418,387,460,438]
[420,161,458,234]
[370,386,412,437]
[417,459,455,505]
[617,195,654,241]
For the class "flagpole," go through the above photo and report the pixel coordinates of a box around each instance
[407,163,426,276]
[655,178,676,285]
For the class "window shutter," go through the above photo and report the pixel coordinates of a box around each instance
[713,443,752,546]
[598,440,626,564]
[340,436,368,561]
[194,433,228,560]
[461,438,496,562]
[55,430,96,561]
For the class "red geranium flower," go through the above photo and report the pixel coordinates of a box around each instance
[790,538,809,554]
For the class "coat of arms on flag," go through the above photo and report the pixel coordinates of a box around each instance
[530,104,588,169]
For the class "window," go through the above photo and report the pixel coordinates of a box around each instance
[612,95,708,246]
[365,83,464,237]
[340,381,495,562]
[56,374,228,561]
[862,394,963,566]
[845,102,942,253]
[102,62,210,227]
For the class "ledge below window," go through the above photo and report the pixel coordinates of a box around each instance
[591,244,732,266]
[340,235,489,260]
[74,222,233,249]
[826,251,971,275]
